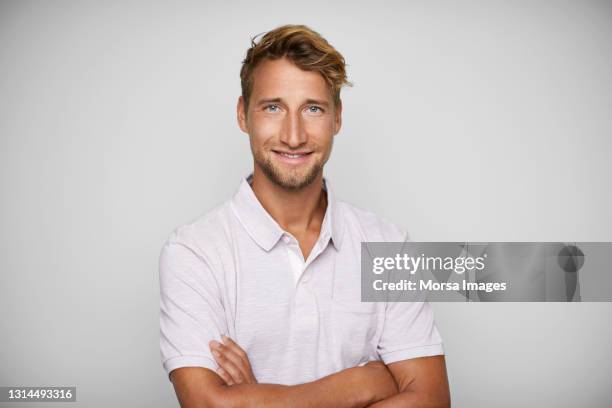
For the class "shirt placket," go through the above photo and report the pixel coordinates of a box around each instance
[283,233,330,287]
[283,233,331,334]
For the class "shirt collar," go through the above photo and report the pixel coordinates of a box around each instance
[230,173,344,252]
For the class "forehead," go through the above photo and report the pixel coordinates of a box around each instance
[250,57,331,101]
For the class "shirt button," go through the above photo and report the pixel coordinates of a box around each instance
[283,235,291,244]
[302,275,309,283]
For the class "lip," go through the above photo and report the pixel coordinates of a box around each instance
[272,150,313,165]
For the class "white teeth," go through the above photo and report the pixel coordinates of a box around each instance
[280,153,304,158]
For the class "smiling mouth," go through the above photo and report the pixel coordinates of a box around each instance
[273,150,313,157]
[276,151,311,157]
[272,150,314,164]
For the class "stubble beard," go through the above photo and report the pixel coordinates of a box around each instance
[252,147,325,191]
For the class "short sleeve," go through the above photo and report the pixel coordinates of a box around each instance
[376,231,444,364]
[159,233,227,380]
[377,300,444,364]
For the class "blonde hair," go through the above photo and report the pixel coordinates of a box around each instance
[240,24,352,111]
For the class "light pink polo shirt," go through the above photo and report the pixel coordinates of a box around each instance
[159,174,444,385]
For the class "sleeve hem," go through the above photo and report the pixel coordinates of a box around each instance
[380,343,445,365]
[163,355,218,381]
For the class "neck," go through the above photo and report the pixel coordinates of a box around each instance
[250,167,327,236]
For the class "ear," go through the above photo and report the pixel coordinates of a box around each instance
[333,99,343,135]
[237,96,249,134]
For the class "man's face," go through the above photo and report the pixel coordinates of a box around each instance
[237,57,342,190]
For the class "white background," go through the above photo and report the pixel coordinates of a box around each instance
[1,1,611,406]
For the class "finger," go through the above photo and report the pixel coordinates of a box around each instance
[221,335,250,365]
[214,343,249,381]
[213,340,251,378]
[211,348,244,384]
[216,366,234,386]
[212,337,257,384]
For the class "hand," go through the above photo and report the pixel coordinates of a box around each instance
[361,361,399,402]
[209,335,257,386]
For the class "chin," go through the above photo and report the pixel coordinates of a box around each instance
[253,150,323,190]
[269,166,321,190]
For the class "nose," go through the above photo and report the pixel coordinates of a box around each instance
[279,111,307,148]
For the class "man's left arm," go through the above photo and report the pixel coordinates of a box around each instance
[366,355,450,407]
[372,296,450,407]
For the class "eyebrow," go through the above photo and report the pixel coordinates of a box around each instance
[256,97,330,108]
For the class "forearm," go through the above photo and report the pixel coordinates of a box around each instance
[214,366,378,408]
[366,390,450,408]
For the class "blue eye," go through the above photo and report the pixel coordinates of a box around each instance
[265,104,280,112]
[307,106,323,113]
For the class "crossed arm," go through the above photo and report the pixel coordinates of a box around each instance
[170,336,450,408]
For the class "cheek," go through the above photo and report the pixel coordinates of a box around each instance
[257,119,282,133]
[304,115,333,133]
[250,119,281,145]
[305,119,335,146]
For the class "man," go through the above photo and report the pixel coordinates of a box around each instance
[159,24,450,407]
